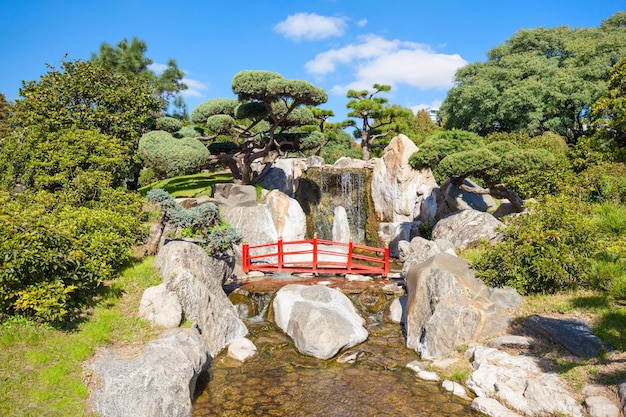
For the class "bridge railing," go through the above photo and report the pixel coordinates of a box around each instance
[242,235,389,277]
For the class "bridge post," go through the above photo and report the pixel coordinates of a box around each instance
[312,233,318,274]
[347,238,353,273]
[383,243,389,278]
[242,241,249,273]
[277,236,284,272]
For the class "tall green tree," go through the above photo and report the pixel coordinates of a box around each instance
[191,70,327,184]
[92,37,187,109]
[0,93,11,139]
[10,59,165,188]
[346,84,413,160]
[440,12,626,143]
[592,57,626,147]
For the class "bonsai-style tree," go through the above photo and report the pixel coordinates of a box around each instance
[408,129,555,212]
[346,84,413,160]
[191,70,328,184]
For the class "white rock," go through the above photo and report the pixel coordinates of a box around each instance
[227,338,257,362]
[417,370,440,381]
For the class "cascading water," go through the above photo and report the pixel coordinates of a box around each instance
[295,167,376,245]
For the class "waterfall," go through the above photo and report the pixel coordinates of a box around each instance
[295,167,375,245]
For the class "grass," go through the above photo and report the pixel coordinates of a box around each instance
[0,257,163,417]
[139,171,233,198]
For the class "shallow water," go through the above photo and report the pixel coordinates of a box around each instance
[192,320,477,416]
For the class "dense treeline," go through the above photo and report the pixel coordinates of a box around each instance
[1,13,626,323]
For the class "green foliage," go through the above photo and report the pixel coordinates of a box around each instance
[0,93,11,139]
[175,125,203,138]
[146,189,241,254]
[155,116,183,133]
[591,56,626,146]
[409,129,484,173]
[13,59,164,144]
[0,190,143,322]
[138,130,211,179]
[191,98,239,124]
[472,195,599,295]
[2,127,132,202]
[440,13,626,142]
[318,128,361,164]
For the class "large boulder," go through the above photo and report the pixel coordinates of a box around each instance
[138,283,182,328]
[371,134,438,223]
[154,241,247,356]
[273,284,368,359]
[378,221,420,258]
[257,158,307,197]
[439,178,497,214]
[466,345,584,417]
[431,209,504,250]
[211,183,257,207]
[404,254,516,359]
[221,205,278,257]
[90,328,211,417]
[398,236,456,277]
[524,315,607,358]
[263,189,306,241]
[332,206,351,243]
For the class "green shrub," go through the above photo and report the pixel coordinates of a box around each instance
[155,116,183,133]
[472,195,599,294]
[138,130,211,179]
[146,189,241,254]
[0,190,143,322]
[175,125,203,138]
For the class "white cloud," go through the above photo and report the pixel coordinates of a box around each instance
[148,62,168,74]
[180,78,209,98]
[307,34,467,94]
[410,99,443,115]
[357,19,368,27]
[274,13,347,41]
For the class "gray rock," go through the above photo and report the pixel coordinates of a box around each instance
[440,178,497,213]
[431,209,504,250]
[371,134,438,223]
[138,283,182,328]
[486,335,533,350]
[305,155,325,167]
[471,397,524,417]
[211,183,257,207]
[273,284,368,359]
[257,158,306,197]
[404,254,512,359]
[399,236,456,277]
[155,241,248,357]
[489,286,523,309]
[264,189,306,241]
[585,395,620,417]
[379,221,420,258]
[221,205,278,257]
[466,346,584,417]
[618,380,626,416]
[442,380,472,401]
[334,156,367,169]
[525,315,606,358]
[91,328,211,417]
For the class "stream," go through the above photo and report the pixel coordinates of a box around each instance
[192,317,478,416]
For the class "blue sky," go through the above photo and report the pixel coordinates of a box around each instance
[1,0,624,122]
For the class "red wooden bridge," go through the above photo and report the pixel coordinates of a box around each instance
[242,236,389,277]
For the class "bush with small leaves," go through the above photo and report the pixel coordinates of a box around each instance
[138,130,210,179]
[175,125,203,138]
[155,116,183,133]
[472,195,599,295]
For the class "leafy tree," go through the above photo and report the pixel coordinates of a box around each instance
[192,70,328,184]
[346,84,413,160]
[408,129,554,212]
[13,59,164,143]
[412,109,441,144]
[591,57,626,147]
[92,37,187,107]
[440,12,626,142]
[0,93,11,139]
